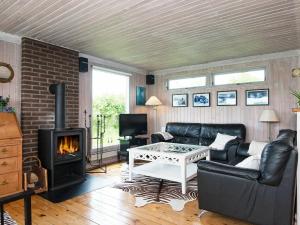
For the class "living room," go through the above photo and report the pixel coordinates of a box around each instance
[0,1,299,225]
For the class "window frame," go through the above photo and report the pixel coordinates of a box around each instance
[212,67,267,87]
[167,75,208,90]
[91,66,131,148]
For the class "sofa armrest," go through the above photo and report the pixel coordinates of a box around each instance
[237,143,250,156]
[210,138,242,162]
[225,138,243,162]
[151,133,173,143]
[197,160,260,180]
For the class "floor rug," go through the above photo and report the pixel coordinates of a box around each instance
[114,165,198,211]
[3,211,17,225]
[41,174,115,203]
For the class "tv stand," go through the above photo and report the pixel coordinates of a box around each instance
[118,136,148,163]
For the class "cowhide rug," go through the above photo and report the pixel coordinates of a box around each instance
[2,212,17,225]
[114,164,198,211]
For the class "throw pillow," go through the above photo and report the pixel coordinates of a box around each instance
[209,133,237,150]
[248,141,268,157]
[236,155,260,170]
[155,132,174,140]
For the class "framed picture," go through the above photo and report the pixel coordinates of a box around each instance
[193,93,210,107]
[172,94,188,107]
[217,90,237,106]
[136,86,146,106]
[246,89,269,106]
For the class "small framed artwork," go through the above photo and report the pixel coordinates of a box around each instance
[193,93,210,107]
[136,86,146,106]
[246,89,269,106]
[172,94,188,107]
[217,90,237,106]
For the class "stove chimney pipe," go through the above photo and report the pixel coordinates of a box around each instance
[49,83,65,129]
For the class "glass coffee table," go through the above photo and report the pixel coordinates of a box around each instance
[127,142,210,194]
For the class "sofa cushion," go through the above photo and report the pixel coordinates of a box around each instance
[172,136,200,145]
[166,122,201,138]
[153,132,174,140]
[166,123,201,145]
[248,141,268,156]
[236,155,260,170]
[259,141,293,186]
[209,133,237,150]
[199,123,246,146]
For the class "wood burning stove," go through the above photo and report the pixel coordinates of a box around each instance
[38,83,86,191]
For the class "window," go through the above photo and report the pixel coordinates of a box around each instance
[168,76,207,89]
[92,67,130,147]
[213,69,265,86]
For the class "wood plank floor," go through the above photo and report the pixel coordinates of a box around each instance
[5,163,252,225]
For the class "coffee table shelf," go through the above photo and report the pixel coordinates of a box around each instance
[132,161,197,182]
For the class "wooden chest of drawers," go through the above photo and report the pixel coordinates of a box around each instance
[0,113,23,197]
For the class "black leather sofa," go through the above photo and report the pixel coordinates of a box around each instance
[197,129,297,225]
[151,122,246,164]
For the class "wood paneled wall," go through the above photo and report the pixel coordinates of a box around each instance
[0,40,21,119]
[149,56,300,142]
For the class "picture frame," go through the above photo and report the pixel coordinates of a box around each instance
[192,93,210,107]
[172,94,188,107]
[136,86,146,106]
[246,89,269,106]
[217,90,237,106]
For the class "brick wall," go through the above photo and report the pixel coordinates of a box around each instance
[21,38,79,170]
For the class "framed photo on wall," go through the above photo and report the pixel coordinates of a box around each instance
[246,89,269,106]
[193,93,210,107]
[217,90,237,106]
[172,94,188,107]
[136,86,146,105]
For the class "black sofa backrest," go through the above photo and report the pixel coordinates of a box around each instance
[258,129,297,186]
[276,129,297,146]
[259,141,293,186]
[166,122,201,145]
[165,122,246,145]
[199,123,246,146]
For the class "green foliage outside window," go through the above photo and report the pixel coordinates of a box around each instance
[92,95,126,147]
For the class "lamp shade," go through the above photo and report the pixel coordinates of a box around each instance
[145,96,162,106]
[259,109,279,122]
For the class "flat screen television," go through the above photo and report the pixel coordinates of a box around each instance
[119,114,147,137]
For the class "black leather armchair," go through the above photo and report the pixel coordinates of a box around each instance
[197,130,297,225]
[151,122,246,164]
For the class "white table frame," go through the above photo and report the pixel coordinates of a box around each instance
[128,142,210,194]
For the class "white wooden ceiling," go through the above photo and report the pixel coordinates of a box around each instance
[0,0,300,71]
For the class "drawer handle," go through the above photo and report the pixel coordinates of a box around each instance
[1,180,8,186]
[1,148,7,153]
[1,162,8,166]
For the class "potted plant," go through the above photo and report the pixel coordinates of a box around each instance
[0,96,15,112]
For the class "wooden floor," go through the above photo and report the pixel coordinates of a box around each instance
[6,163,252,225]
